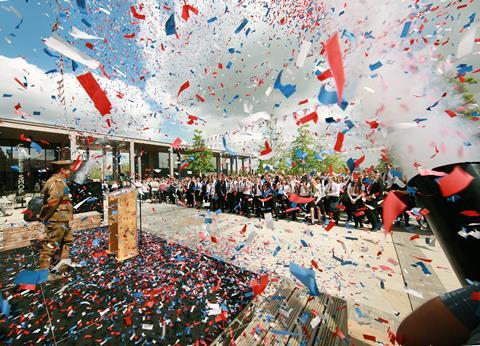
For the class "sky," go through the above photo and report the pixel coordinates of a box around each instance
[0,0,479,177]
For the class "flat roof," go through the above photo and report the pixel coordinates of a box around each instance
[0,117,253,158]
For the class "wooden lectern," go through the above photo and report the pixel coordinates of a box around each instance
[107,188,138,261]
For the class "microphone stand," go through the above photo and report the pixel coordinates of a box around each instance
[127,176,143,247]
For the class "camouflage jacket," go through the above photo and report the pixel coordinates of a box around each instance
[39,173,73,222]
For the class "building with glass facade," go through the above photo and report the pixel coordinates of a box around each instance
[0,118,254,196]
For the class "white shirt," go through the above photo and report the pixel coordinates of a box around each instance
[328,182,342,197]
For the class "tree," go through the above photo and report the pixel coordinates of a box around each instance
[288,125,319,174]
[316,153,346,174]
[258,124,346,175]
[185,129,215,176]
[451,76,480,118]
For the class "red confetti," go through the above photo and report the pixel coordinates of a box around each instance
[333,132,344,152]
[363,334,377,342]
[382,192,407,232]
[325,220,336,231]
[259,141,272,156]
[20,133,31,142]
[187,115,198,125]
[354,155,365,167]
[460,210,480,217]
[316,69,333,81]
[14,77,27,89]
[445,109,457,118]
[437,166,474,197]
[250,274,268,296]
[181,4,199,21]
[130,6,145,20]
[325,33,345,103]
[470,292,480,301]
[177,81,190,98]
[410,234,420,241]
[412,256,432,263]
[171,138,182,149]
[240,224,247,235]
[289,194,315,204]
[296,111,318,125]
[76,72,112,116]
[298,98,309,105]
[195,94,205,102]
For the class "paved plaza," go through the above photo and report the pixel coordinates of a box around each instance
[138,203,461,344]
[0,203,464,344]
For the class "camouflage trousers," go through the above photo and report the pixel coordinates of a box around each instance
[39,221,73,270]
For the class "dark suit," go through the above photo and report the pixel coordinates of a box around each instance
[214,180,227,210]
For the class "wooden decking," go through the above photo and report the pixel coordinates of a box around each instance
[212,279,355,346]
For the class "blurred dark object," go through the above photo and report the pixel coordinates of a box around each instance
[69,181,104,216]
[409,162,480,285]
[24,196,44,222]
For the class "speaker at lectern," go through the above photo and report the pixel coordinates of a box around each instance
[107,188,138,261]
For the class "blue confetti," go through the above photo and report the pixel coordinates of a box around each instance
[369,61,383,71]
[412,261,431,275]
[76,0,87,15]
[318,85,348,110]
[234,18,248,34]
[30,141,42,154]
[1,299,10,318]
[274,70,296,98]
[289,262,320,296]
[14,269,49,285]
[400,21,411,38]
[165,13,176,36]
[43,48,60,58]
[346,158,355,173]
[81,18,91,27]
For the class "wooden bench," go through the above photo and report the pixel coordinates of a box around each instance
[0,211,101,252]
[212,280,350,346]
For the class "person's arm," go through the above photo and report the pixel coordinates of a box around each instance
[39,180,63,222]
[397,295,470,346]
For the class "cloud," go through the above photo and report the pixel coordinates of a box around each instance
[137,0,328,140]
[136,0,479,174]
[0,55,160,140]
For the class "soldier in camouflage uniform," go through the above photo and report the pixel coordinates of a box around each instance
[38,160,75,281]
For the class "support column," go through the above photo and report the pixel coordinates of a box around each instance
[137,155,142,179]
[129,141,135,178]
[169,147,174,177]
[219,153,223,176]
[249,157,252,174]
[241,158,245,175]
[69,132,77,160]
[112,146,119,181]
[229,157,234,175]
[216,154,221,177]
[102,147,107,181]
[235,157,238,175]
[177,153,182,178]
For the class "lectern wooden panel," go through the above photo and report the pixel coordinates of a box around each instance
[107,188,138,261]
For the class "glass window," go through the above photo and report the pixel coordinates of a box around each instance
[0,146,13,194]
[46,149,56,161]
